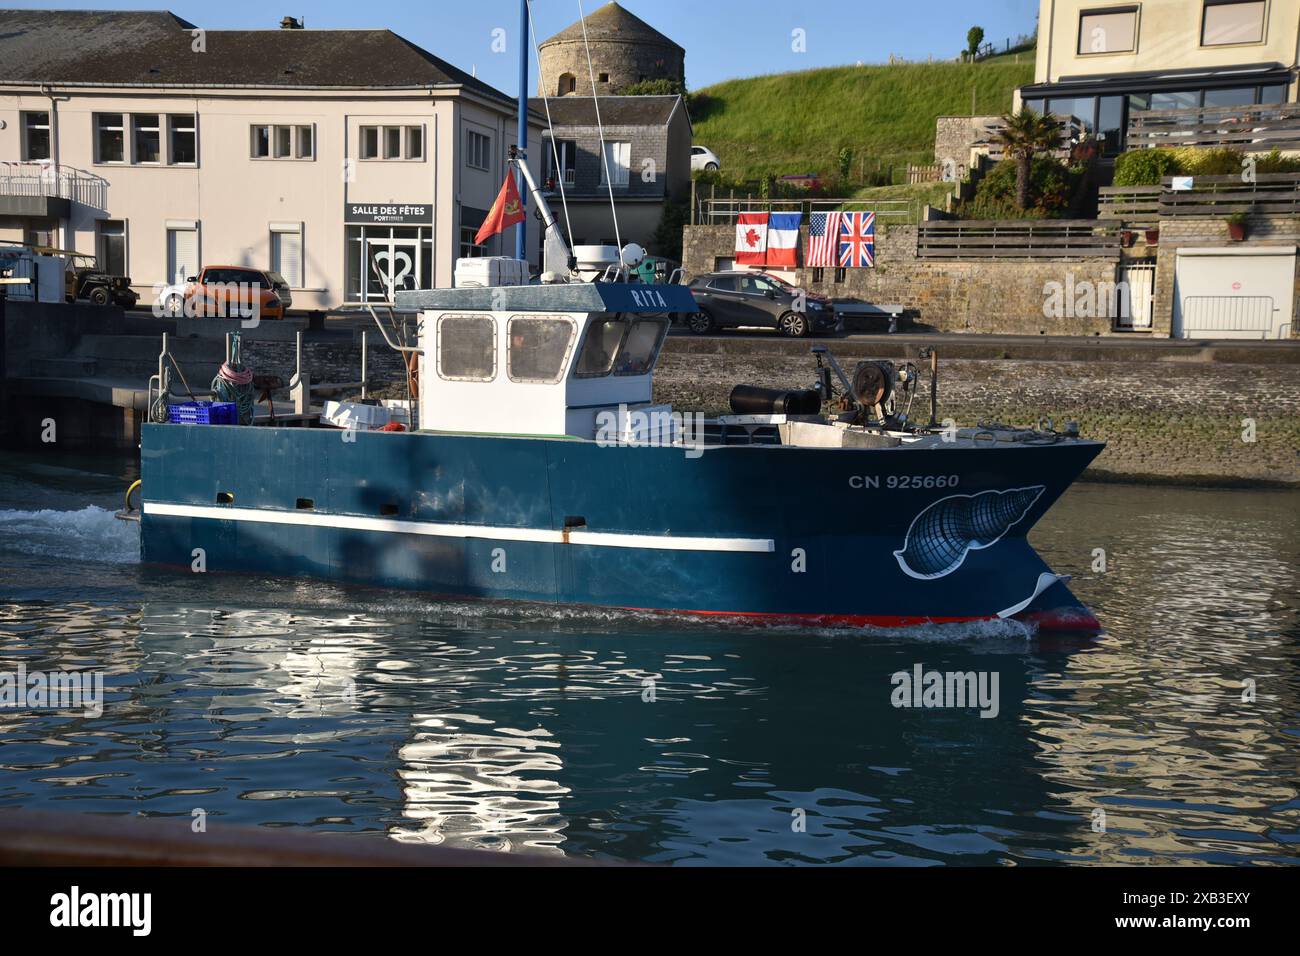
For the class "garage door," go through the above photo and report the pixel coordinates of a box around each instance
[1173,246,1296,339]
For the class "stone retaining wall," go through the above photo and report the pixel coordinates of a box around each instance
[652,345,1300,487]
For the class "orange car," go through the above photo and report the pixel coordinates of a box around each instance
[178,265,292,320]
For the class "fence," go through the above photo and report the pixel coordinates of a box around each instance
[0,162,107,209]
[916,219,1120,259]
[695,198,917,226]
[1158,173,1300,217]
[1126,103,1300,152]
[1097,185,1161,224]
[908,164,942,184]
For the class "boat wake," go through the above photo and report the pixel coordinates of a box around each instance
[0,505,139,565]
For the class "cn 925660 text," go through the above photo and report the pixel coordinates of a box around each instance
[848,475,961,490]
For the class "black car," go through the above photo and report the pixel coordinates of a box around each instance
[685,271,836,337]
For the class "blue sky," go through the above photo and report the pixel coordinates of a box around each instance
[10,0,1040,94]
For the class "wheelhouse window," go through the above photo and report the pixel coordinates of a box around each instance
[21,111,50,161]
[1201,0,1266,46]
[507,316,576,383]
[573,318,666,379]
[169,114,197,164]
[614,320,667,377]
[95,113,125,163]
[133,114,161,164]
[1077,7,1138,55]
[574,319,627,378]
[437,315,497,382]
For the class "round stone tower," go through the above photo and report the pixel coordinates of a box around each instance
[538,1,685,97]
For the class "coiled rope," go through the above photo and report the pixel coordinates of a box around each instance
[211,332,256,425]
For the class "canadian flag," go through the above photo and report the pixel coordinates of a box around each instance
[734,212,768,265]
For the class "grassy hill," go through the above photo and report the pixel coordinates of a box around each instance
[689,60,1034,184]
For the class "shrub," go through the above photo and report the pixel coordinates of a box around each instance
[1254,150,1300,174]
[964,156,1075,218]
[1113,148,1181,186]
[619,78,685,97]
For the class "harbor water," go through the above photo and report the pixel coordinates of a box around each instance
[0,451,1296,865]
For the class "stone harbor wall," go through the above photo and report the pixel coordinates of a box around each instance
[653,340,1300,487]
[682,224,1120,336]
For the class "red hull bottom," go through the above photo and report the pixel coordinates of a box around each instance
[629,605,1103,634]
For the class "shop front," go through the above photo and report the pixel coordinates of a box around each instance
[344,202,434,304]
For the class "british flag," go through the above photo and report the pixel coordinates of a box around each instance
[806,212,843,268]
[838,211,875,268]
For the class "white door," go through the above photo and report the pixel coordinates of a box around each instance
[167,227,198,285]
[1173,248,1296,339]
[1117,263,1154,329]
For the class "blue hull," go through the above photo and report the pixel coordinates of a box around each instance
[139,424,1104,630]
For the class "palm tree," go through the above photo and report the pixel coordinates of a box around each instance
[995,108,1064,210]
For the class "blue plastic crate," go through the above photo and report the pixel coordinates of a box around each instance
[168,401,238,425]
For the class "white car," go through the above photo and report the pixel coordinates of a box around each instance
[691,145,720,172]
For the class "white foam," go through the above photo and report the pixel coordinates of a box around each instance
[0,505,139,565]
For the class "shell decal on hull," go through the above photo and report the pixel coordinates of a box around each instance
[893,486,1046,580]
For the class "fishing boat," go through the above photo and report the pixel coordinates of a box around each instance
[129,2,1105,633]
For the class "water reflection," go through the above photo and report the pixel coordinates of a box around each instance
[0,472,1296,865]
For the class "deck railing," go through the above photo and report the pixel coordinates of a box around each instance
[0,162,108,209]
[916,219,1120,259]
[1098,173,1300,223]
[1126,103,1300,152]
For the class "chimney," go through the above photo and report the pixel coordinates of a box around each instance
[280,16,304,29]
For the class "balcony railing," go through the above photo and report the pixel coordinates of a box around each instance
[0,162,108,209]
[1127,104,1300,152]
[1099,173,1300,222]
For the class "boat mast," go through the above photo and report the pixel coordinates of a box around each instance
[514,0,529,261]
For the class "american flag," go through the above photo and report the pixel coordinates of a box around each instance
[838,211,875,268]
[806,212,843,267]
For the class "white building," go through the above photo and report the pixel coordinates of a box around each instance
[0,10,545,310]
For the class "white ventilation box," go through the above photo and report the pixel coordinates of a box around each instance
[454,256,530,288]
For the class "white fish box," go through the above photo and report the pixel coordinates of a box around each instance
[381,399,413,427]
[320,401,390,430]
[607,403,679,446]
[454,256,529,288]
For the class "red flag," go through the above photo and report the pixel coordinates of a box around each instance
[474,173,526,246]
[734,212,768,265]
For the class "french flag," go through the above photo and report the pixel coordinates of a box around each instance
[765,212,802,267]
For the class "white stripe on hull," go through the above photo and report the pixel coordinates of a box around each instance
[143,502,775,554]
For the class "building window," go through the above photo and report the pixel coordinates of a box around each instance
[834,267,846,283]
[346,224,433,303]
[600,141,631,187]
[1201,0,1266,46]
[1078,7,1138,54]
[812,267,825,283]
[168,114,197,165]
[545,139,577,186]
[132,114,161,164]
[558,73,576,95]
[598,72,609,83]
[437,315,497,382]
[21,111,50,161]
[359,126,380,160]
[460,226,487,259]
[166,224,198,285]
[270,223,303,288]
[251,125,271,159]
[406,126,424,160]
[383,126,402,160]
[96,220,126,276]
[96,113,125,164]
[466,130,491,170]
[251,124,314,160]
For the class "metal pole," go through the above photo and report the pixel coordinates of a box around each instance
[361,329,368,401]
[514,0,528,262]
